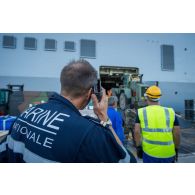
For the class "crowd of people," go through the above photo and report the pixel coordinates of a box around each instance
[0,59,180,163]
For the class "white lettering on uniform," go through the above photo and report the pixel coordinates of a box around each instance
[47,113,69,130]
[12,122,17,130]
[37,110,58,125]
[26,130,32,139]
[43,137,54,148]
[27,108,44,122]
[21,106,35,118]
[34,110,48,122]
[19,108,70,132]
[13,122,21,132]
[14,125,54,149]
[29,132,36,142]
[20,127,28,134]
[36,135,42,145]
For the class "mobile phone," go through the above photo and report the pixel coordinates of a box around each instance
[92,79,103,102]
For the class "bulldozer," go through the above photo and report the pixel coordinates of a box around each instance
[99,65,149,137]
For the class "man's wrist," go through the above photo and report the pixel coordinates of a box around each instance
[100,118,112,127]
[98,113,108,122]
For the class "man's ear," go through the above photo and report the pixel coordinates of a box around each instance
[87,88,93,98]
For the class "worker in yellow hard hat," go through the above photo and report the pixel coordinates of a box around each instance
[134,85,180,163]
[144,85,162,101]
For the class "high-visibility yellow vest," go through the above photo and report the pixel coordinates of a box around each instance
[138,105,176,158]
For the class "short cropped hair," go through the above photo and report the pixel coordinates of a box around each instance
[60,59,97,98]
[108,96,118,106]
[147,97,160,102]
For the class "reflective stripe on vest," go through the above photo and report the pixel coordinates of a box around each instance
[139,106,175,158]
[142,137,174,146]
[142,107,172,133]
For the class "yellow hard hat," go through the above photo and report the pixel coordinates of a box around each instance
[145,85,162,100]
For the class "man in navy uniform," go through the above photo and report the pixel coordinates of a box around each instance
[0,60,131,163]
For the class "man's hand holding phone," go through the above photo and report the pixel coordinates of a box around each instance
[91,88,123,146]
[91,89,108,122]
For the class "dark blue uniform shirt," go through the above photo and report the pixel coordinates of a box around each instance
[0,93,130,163]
